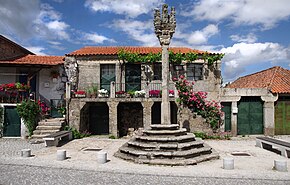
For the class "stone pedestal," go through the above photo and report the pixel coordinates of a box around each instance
[223,157,234,170]
[57,150,67,161]
[21,149,31,158]
[274,159,287,172]
[97,151,107,164]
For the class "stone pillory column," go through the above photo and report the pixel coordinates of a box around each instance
[154,4,176,125]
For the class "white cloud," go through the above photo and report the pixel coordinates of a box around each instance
[85,0,164,18]
[220,42,289,81]
[111,19,159,46]
[83,33,115,44]
[183,0,290,29]
[188,24,219,45]
[25,46,47,55]
[230,33,257,43]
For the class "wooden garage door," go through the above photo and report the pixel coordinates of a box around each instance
[275,98,290,135]
[237,97,263,135]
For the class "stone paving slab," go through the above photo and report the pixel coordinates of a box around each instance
[1,136,290,181]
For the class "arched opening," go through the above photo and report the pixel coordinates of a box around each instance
[118,102,143,137]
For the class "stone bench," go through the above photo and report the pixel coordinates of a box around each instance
[256,137,290,158]
[43,131,72,147]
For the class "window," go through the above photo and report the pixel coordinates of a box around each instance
[153,63,162,80]
[100,64,115,91]
[186,63,203,81]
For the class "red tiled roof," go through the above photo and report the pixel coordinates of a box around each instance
[227,66,290,94]
[0,55,64,66]
[67,46,207,56]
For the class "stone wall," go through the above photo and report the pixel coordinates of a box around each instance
[178,106,214,135]
[0,37,30,60]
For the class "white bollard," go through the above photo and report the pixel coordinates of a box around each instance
[21,149,31,157]
[97,151,107,164]
[223,157,234,170]
[274,160,287,172]
[57,150,67,161]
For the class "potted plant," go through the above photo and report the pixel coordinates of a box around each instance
[127,90,135,98]
[149,90,161,98]
[134,90,146,98]
[169,89,175,97]
[58,106,66,117]
[98,89,108,97]
[116,90,126,98]
[74,90,86,98]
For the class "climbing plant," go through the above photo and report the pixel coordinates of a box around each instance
[16,100,41,137]
[118,49,224,65]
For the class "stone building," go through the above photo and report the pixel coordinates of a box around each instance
[65,46,222,137]
[221,66,290,136]
[0,35,65,137]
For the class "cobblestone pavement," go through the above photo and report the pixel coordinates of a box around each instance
[0,164,289,185]
[0,138,44,157]
[0,136,290,185]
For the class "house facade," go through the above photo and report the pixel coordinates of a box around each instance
[0,35,65,137]
[221,66,290,136]
[65,46,222,137]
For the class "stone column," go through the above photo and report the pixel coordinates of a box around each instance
[107,101,119,137]
[96,63,101,87]
[161,45,170,124]
[231,101,238,136]
[154,4,176,125]
[263,101,275,136]
[142,101,154,129]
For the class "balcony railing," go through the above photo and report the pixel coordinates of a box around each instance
[72,82,177,99]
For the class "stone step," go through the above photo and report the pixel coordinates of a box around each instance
[150,124,179,130]
[38,121,63,126]
[43,118,65,122]
[127,140,204,151]
[33,129,60,135]
[135,133,196,143]
[143,128,187,136]
[36,125,62,130]
[114,151,219,166]
[119,145,212,159]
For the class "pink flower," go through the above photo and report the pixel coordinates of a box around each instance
[180,75,184,79]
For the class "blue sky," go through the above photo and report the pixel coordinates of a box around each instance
[1,0,290,82]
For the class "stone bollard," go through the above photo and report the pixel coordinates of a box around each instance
[57,150,67,161]
[21,149,31,157]
[97,151,107,164]
[274,159,287,172]
[223,157,234,170]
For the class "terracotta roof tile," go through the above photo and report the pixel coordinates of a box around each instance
[67,46,207,56]
[0,55,64,66]
[227,66,290,94]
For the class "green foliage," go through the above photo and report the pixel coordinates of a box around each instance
[127,90,136,97]
[58,107,66,115]
[64,126,91,139]
[16,100,41,136]
[109,135,116,139]
[194,131,232,140]
[175,76,223,130]
[118,49,224,66]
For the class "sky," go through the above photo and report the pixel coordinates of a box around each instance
[0,0,290,82]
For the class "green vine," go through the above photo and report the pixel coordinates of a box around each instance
[16,100,41,137]
[118,49,224,66]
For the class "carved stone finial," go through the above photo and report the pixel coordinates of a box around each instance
[153,4,176,46]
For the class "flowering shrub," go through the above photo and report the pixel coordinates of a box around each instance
[0,82,30,91]
[74,90,86,95]
[149,90,161,97]
[116,90,126,95]
[38,100,50,115]
[135,90,145,97]
[169,89,174,97]
[175,75,223,130]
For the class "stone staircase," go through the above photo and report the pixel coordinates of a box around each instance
[31,118,65,140]
[114,124,219,165]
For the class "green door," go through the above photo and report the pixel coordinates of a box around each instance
[221,102,231,131]
[237,97,263,135]
[125,64,141,91]
[3,106,21,137]
[275,99,290,135]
